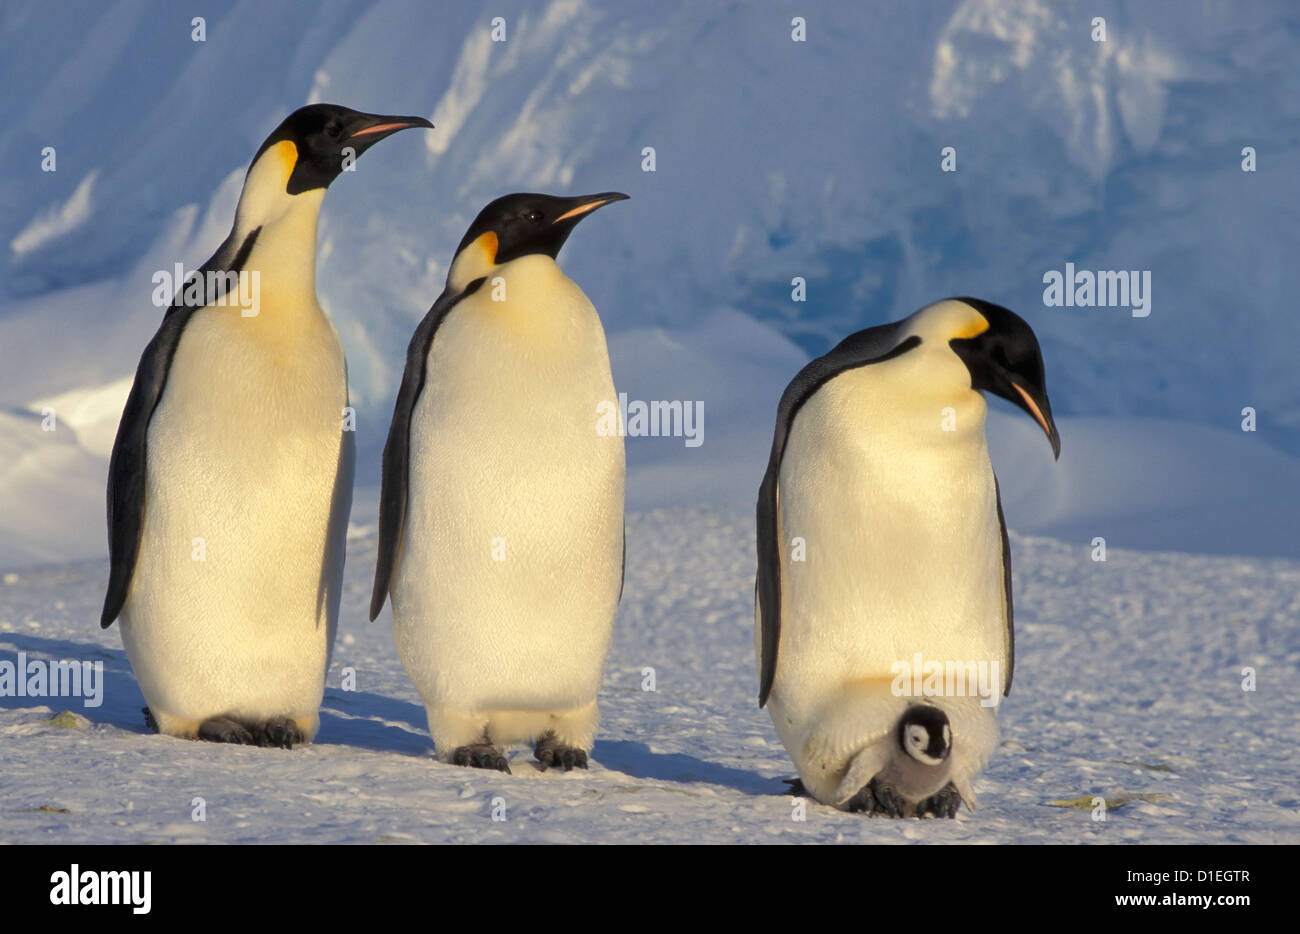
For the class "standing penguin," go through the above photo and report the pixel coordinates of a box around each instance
[755,298,1060,815]
[101,104,432,747]
[371,192,628,772]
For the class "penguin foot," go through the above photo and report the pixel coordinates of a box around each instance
[197,716,256,745]
[784,777,807,797]
[916,783,961,819]
[451,743,511,773]
[142,706,159,734]
[534,732,588,772]
[252,716,305,749]
[845,777,906,817]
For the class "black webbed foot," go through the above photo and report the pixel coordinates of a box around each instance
[844,776,906,817]
[142,706,158,733]
[196,716,256,745]
[451,743,511,773]
[252,716,305,749]
[916,782,961,819]
[534,732,588,771]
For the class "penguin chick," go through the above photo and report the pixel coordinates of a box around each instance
[835,703,980,818]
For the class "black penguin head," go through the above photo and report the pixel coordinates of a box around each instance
[250,104,433,195]
[949,298,1061,459]
[454,191,629,267]
[897,705,952,766]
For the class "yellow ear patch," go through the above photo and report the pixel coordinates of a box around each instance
[447,231,502,292]
[952,313,990,340]
[269,139,298,185]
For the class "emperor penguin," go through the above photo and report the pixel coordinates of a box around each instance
[101,104,432,747]
[755,298,1060,816]
[370,191,628,772]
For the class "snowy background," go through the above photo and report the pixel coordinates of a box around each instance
[1,0,1296,843]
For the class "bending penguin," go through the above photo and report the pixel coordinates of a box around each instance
[101,104,432,747]
[371,192,628,773]
[755,298,1060,816]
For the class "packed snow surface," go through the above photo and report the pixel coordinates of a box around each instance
[2,507,1296,844]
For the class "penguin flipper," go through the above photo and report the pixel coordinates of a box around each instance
[370,278,485,620]
[754,323,919,706]
[952,772,978,811]
[102,338,172,629]
[994,474,1014,696]
[833,743,891,806]
[100,227,261,629]
[617,524,626,605]
[755,462,781,708]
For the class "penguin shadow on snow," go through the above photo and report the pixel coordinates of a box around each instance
[0,630,785,793]
[594,739,775,796]
[0,631,145,730]
[316,688,431,756]
[0,629,432,756]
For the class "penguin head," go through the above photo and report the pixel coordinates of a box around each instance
[251,103,433,195]
[447,191,628,291]
[948,298,1061,459]
[897,705,952,766]
[235,104,432,229]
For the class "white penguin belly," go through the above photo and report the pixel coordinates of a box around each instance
[394,258,624,728]
[769,350,1007,780]
[120,298,351,734]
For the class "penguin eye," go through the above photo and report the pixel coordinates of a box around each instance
[324,121,344,141]
[525,210,544,223]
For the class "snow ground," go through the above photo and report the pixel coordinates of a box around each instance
[3,504,1296,844]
